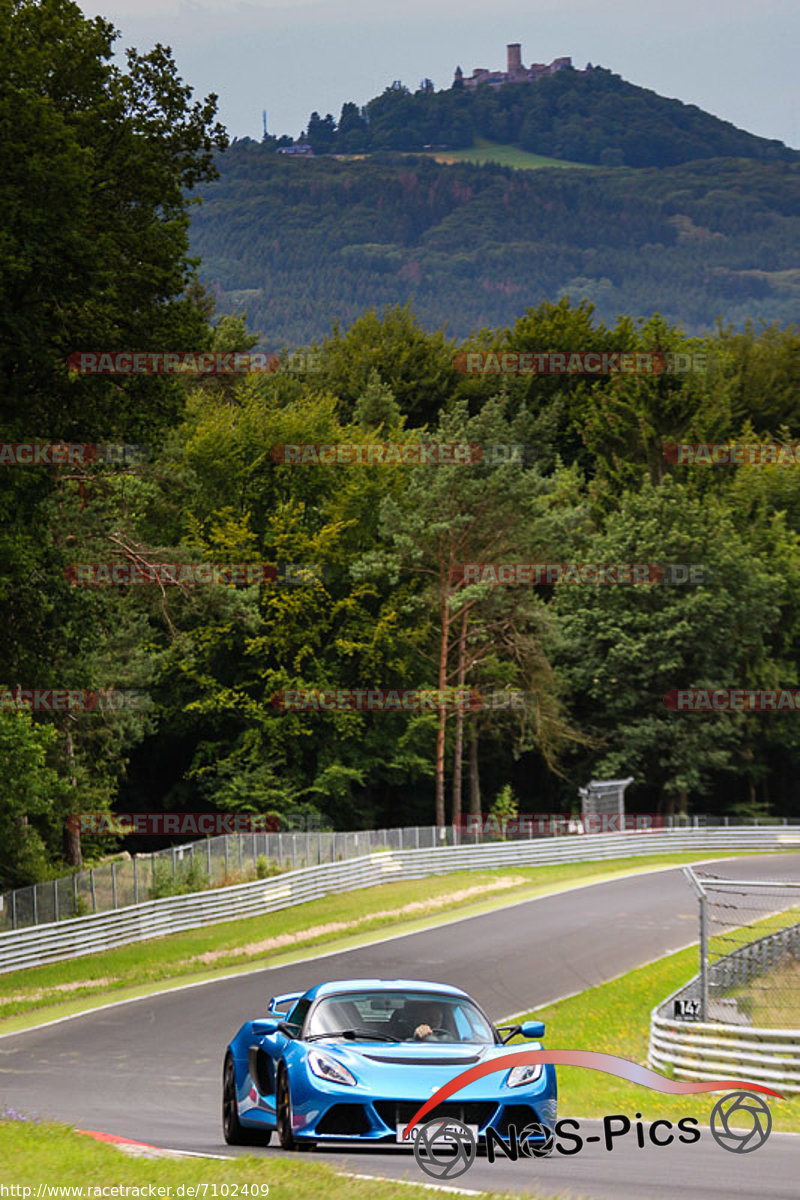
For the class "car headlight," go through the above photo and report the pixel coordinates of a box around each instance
[506,1063,543,1088]
[308,1050,356,1086]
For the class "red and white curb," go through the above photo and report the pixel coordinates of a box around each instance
[78,1130,232,1160]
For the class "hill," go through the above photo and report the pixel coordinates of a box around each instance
[189,147,800,346]
[286,63,798,169]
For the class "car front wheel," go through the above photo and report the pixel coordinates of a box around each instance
[276,1066,313,1151]
[222,1053,272,1146]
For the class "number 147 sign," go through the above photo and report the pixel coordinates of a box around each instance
[674,998,701,1019]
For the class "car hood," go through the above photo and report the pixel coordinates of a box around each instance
[304,1039,540,1097]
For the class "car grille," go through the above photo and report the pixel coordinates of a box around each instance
[315,1104,372,1135]
[374,1101,497,1131]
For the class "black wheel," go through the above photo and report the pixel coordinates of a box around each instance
[222,1054,272,1146]
[276,1066,313,1151]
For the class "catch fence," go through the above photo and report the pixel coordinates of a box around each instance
[1,825,797,974]
[649,867,800,1092]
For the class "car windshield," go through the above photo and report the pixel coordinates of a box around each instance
[304,990,496,1043]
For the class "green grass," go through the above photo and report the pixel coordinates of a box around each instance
[0,1118,581,1200]
[418,137,598,171]
[0,850,792,1031]
[509,942,800,1133]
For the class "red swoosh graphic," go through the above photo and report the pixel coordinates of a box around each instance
[401,1050,784,1140]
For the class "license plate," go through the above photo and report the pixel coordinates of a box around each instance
[397,1123,478,1145]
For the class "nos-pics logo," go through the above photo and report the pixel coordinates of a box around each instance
[412,1093,774,1181]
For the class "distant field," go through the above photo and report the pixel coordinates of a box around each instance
[420,136,599,170]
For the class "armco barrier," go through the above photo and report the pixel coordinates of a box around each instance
[649,907,800,1093]
[649,1011,800,1094]
[1,827,798,974]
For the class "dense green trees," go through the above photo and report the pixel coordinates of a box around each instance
[189,147,800,346]
[0,0,226,879]
[1,3,798,890]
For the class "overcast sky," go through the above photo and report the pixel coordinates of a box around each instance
[78,0,799,149]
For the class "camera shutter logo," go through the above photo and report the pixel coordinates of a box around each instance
[709,1091,772,1153]
[517,1121,555,1157]
[412,1118,477,1179]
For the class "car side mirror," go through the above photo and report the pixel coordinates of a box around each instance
[251,1019,280,1036]
[519,1020,545,1039]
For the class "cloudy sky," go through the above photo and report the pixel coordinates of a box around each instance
[78,0,798,148]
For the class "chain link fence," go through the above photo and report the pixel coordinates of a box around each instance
[2,815,797,935]
[684,866,800,1027]
[0,826,448,933]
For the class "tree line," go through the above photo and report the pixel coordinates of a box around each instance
[1,1,798,889]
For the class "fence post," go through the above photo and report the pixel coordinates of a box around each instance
[90,868,97,913]
[11,889,16,930]
[151,851,156,893]
[72,873,78,918]
[32,885,38,926]
[224,836,229,877]
[111,862,117,908]
[207,838,212,882]
[53,879,59,922]
[134,856,139,905]
[699,892,709,1021]
[238,836,244,875]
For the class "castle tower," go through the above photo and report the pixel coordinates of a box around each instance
[507,43,522,74]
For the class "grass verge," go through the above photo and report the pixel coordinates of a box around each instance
[0,850,793,1032]
[510,945,800,1133]
[421,136,598,170]
[0,1118,579,1200]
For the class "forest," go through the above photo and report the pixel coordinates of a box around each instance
[1,0,799,888]
[190,146,800,343]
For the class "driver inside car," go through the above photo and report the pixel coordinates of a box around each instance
[411,1002,445,1040]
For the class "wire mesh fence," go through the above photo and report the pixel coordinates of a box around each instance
[684,867,800,1028]
[0,826,448,932]
[2,815,797,935]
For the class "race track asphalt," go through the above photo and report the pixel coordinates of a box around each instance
[1,854,798,1199]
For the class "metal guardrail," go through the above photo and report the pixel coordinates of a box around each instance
[649,1013,800,1093]
[3,815,796,934]
[649,907,800,1092]
[1,826,797,975]
[0,825,448,933]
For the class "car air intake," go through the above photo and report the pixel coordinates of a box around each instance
[315,1104,372,1135]
[374,1101,497,1131]
[361,1053,483,1066]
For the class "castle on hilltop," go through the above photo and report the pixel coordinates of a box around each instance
[455,43,575,90]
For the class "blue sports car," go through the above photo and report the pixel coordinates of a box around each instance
[222,977,557,1150]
